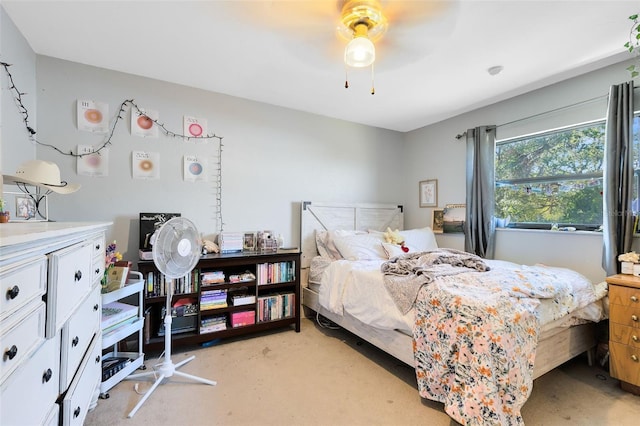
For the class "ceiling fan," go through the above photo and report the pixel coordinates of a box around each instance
[236,0,459,76]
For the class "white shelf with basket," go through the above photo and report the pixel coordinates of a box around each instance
[99,272,145,398]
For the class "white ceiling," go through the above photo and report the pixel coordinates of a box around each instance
[3,0,638,132]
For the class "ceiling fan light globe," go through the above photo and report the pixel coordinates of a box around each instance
[344,37,375,67]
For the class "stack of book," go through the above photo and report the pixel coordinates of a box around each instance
[217,232,243,253]
[256,261,295,285]
[257,293,295,323]
[200,315,227,333]
[102,301,138,334]
[200,289,228,310]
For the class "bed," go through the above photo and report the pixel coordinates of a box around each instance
[300,201,608,425]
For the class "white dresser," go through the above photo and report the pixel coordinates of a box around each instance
[1,222,110,426]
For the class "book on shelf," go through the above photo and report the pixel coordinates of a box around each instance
[200,290,228,310]
[104,265,129,293]
[102,301,138,330]
[102,316,139,336]
[217,232,243,253]
[143,269,197,297]
[200,315,227,333]
[257,293,295,322]
[256,261,296,285]
[102,356,132,382]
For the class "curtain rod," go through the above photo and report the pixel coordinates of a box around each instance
[454,85,640,140]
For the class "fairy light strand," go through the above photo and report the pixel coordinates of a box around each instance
[1,62,223,157]
[2,61,225,230]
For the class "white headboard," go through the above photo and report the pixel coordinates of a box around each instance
[300,201,404,268]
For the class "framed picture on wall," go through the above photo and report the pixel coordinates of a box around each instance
[431,209,444,233]
[419,179,438,207]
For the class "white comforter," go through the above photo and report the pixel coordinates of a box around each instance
[316,257,607,336]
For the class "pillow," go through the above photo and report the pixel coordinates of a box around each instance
[399,227,438,252]
[381,242,414,259]
[315,229,365,260]
[332,232,387,261]
[315,230,339,260]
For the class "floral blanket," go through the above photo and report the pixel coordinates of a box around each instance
[382,253,590,425]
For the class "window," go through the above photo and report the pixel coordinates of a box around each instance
[495,116,640,230]
[495,121,605,230]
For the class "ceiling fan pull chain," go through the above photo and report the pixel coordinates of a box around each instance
[345,66,349,89]
[371,63,375,95]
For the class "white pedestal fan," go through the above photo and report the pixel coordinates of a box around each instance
[126,217,216,418]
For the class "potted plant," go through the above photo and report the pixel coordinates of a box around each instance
[624,13,640,78]
[0,198,9,223]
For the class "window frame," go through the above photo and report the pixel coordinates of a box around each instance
[494,118,607,231]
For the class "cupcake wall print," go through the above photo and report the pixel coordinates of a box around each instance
[132,108,159,138]
[184,155,208,182]
[132,151,160,179]
[184,116,208,140]
[77,100,109,133]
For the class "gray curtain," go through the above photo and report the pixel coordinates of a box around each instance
[603,81,635,275]
[464,126,496,258]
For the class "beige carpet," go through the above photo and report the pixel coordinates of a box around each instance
[85,316,639,426]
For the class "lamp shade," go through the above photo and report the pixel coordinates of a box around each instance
[344,36,375,68]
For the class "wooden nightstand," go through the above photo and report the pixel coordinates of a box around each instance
[605,274,640,395]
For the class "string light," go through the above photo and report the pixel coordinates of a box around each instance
[1,62,223,157]
[2,61,225,232]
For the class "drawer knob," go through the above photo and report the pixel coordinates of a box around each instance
[632,296,638,302]
[633,315,639,322]
[74,407,81,418]
[95,268,100,275]
[42,368,52,383]
[95,355,101,364]
[74,270,83,281]
[632,354,639,362]
[94,303,99,311]
[6,285,20,300]
[4,345,18,360]
[72,336,79,347]
[95,243,101,251]
[633,335,639,342]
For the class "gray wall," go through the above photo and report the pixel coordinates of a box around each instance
[402,59,639,284]
[1,6,36,173]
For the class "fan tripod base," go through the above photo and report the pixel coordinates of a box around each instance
[126,354,216,418]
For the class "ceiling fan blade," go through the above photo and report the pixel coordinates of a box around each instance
[382,0,459,26]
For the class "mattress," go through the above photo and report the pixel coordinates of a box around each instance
[310,256,607,339]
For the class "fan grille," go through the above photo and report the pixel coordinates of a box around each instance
[152,217,200,279]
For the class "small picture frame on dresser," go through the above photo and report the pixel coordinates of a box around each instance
[243,232,256,251]
[2,191,48,222]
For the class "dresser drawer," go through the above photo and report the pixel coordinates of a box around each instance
[91,234,106,261]
[92,234,106,283]
[0,335,60,426]
[60,285,101,392]
[0,300,46,384]
[61,335,101,426]
[609,285,640,307]
[611,322,640,347]
[609,341,640,385]
[47,242,93,336]
[609,303,640,328]
[0,256,46,322]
